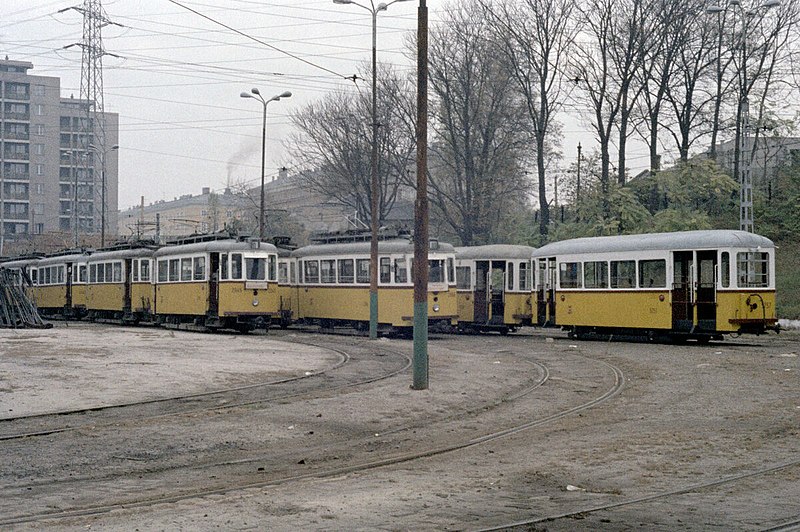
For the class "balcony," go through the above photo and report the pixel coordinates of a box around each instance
[3,151,29,162]
[3,91,30,101]
[3,131,29,141]
[3,111,30,121]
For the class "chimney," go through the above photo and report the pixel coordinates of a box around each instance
[278,167,288,181]
[202,187,211,195]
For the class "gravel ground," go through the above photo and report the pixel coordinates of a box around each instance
[1,323,797,531]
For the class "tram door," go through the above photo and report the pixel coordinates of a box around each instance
[672,251,694,331]
[123,259,133,313]
[536,258,556,326]
[489,262,506,324]
[65,262,73,312]
[695,251,717,331]
[474,261,490,324]
[209,253,220,316]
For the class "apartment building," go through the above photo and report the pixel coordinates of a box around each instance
[118,187,245,240]
[0,58,119,248]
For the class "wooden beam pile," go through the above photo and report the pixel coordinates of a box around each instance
[0,270,51,329]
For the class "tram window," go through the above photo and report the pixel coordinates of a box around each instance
[638,259,666,288]
[429,260,444,284]
[721,252,730,288]
[278,262,289,284]
[230,254,243,280]
[737,252,769,288]
[89,264,96,283]
[507,263,515,291]
[112,263,121,283]
[447,258,455,285]
[456,266,471,290]
[395,258,408,284]
[290,262,296,284]
[610,260,636,288]
[132,261,139,283]
[245,258,267,281]
[58,266,65,284]
[169,259,180,282]
[380,258,391,284]
[220,253,228,280]
[180,258,193,281]
[582,261,607,288]
[338,259,355,284]
[559,262,581,289]
[31,270,38,285]
[268,255,277,282]
[158,260,168,283]
[357,259,370,283]
[141,260,150,282]
[319,260,335,283]
[194,257,206,281]
[79,265,87,283]
[304,260,319,284]
[519,262,530,291]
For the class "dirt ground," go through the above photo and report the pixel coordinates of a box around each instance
[1,323,798,531]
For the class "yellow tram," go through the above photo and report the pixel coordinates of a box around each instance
[291,238,458,332]
[30,251,91,318]
[532,230,778,340]
[85,245,157,322]
[454,245,535,333]
[153,237,281,331]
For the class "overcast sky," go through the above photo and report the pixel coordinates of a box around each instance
[2,0,649,211]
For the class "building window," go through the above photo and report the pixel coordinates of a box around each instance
[35,144,45,156]
[36,104,44,115]
[34,85,46,97]
[35,223,44,234]
[35,183,44,195]
[34,203,45,215]
[37,164,44,176]
[35,124,45,136]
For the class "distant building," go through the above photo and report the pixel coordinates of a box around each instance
[0,58,119,245]
[715,136,800,193]
[117,187,244,240]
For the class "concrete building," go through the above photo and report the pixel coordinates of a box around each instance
[0,58,119,249]
[117,187,245,240]
[715,136,800,195]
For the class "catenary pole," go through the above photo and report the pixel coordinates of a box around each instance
[412,0,429,390]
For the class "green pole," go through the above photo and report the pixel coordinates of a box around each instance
[412,0,429,390]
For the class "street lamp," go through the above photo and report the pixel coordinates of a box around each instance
[240,88,292,241]
[706,0,781,233]
[88,143,119,247]
[333,0,412,340]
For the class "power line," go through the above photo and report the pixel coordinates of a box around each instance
[163,0,351,80]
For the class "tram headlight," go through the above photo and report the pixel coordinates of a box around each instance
[433,304,440,313]
[252,299,259,307]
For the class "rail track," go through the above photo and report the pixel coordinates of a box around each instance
[0,342,622,526]
[476,458,800,531]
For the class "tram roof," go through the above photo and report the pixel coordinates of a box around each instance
[532,230,774,257]
[37,252,92,265]
[88,246,158,261]
[292,239,456,258]
[455,244,536,260]
[153,239,278,257]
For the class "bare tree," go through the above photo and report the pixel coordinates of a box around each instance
[637,0,697,171]
[426,1,533,245]
[483,0,577,240]
[663,1,718,162]
[289,63,415,228]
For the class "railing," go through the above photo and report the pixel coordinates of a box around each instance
[3,111,30,121]
[2,131,29,141]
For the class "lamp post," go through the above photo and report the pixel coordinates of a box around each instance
[88,143,119,247]
[240,89,292,241]
[333,0,412,340]
[706,0,781,233]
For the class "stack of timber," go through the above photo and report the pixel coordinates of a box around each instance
[0,270,51,329]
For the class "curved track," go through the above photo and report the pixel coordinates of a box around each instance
[0,342,623,526]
